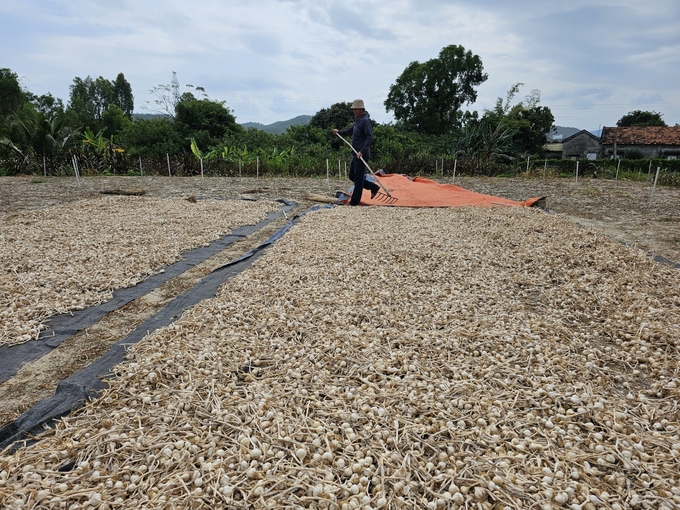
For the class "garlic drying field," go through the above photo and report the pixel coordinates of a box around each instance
[0,196,279,347]
[1,205,680,509]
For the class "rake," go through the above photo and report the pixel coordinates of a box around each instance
[335,133,397,204]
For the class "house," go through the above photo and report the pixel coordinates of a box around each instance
[600,126,680,159]
[562,130,601,160]
[543,142,564,159]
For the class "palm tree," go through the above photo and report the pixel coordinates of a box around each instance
[8,109,81,174]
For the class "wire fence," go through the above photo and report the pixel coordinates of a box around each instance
[3,152,679,187]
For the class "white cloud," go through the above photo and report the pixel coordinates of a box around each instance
[1,0,678,128]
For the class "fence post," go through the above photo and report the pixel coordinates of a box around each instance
[326,159,330,191]
[526,155,530,174]
[71,155,81,187]
[649,166,661,208]
[200,158,204,188]
[256,156,259,179]
[139,155,143,177]
[167,153,171,177]
[615,159,621,180]
[575,161,579,184]
[451,158,457,184]
[543,159,547,184]
[43,155,47,177]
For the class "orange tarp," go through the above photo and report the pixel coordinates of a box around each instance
[344,174,544,208]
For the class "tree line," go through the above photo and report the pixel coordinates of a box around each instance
[0,44,673,179]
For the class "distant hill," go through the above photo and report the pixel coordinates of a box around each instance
[241,115,312,134]
[132,113,168,121]
[549,126,582,141]
[550,126,603,140]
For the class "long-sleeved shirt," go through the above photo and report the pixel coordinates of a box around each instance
[339,113,373,159]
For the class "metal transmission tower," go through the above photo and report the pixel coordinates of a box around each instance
[171,72,180,105]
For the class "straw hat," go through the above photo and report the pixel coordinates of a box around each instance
[350,99,365,109]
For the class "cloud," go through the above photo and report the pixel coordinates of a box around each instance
[1,0,678,127]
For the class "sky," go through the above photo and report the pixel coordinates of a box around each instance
[2,0,679,131]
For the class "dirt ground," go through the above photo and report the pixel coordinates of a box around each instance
[0,175,678,429]
[1,174,678,262]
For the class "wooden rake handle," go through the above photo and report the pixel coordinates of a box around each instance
[335,132,393,198]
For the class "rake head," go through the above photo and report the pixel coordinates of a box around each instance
[372,191,398,204]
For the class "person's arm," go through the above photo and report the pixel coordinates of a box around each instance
[334,125,354,137]
[357,117,373,157]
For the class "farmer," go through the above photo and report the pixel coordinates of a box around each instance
[332,99,380,206]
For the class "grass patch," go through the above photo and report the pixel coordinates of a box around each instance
[30,178,47,184]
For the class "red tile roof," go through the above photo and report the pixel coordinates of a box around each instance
[601,126,680,146]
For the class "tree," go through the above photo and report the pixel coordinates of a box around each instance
[616,110,666,127]
[112,73,134,118]
[309,102,355,131]
[1,105,81,174]
[27,92,65,117]
[512,105,554,154]
[101,105,131,137]
[0,68,27,137]
[384,44,488,135]
[174,93,242,150]
[67,73,134,132]
[119,117,182,157]
[481,84,555,155]
[144,73,206,118]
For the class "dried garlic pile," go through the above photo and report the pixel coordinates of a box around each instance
[0,196,279,346]
[1,206,679,509]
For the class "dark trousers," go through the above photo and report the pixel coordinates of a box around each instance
[349,155,379,205]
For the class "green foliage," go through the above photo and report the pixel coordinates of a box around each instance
[0,104,81,174]
[80,128,126,174]
[372,125,423,164]
[101,105,131,137]
[190,138,205,160]
[447,115,517,174]
[2,67,679,185]
[258,146,294,172]
[308,102,354,131]
[118,117,182,157]
[112,73,134,118]
[482,84,555,155]
[384,44,488,135]
[27,92,65,117]
[0,68,27,138]
[174,94,242,150]
[616,110,666,127]
[67,73,134,133]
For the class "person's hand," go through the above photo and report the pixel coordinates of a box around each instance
[332,129,339,135]
[357,151,363,159]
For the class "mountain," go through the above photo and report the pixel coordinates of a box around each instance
[549,125,603,140]
[549,126,582,141]
[132,113,168,121]
[241,115,312,134]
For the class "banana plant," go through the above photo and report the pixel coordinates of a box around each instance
[82,128,125,174]
[190,137,205,160]
[258,146,294,172]
[221,145,254,164]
